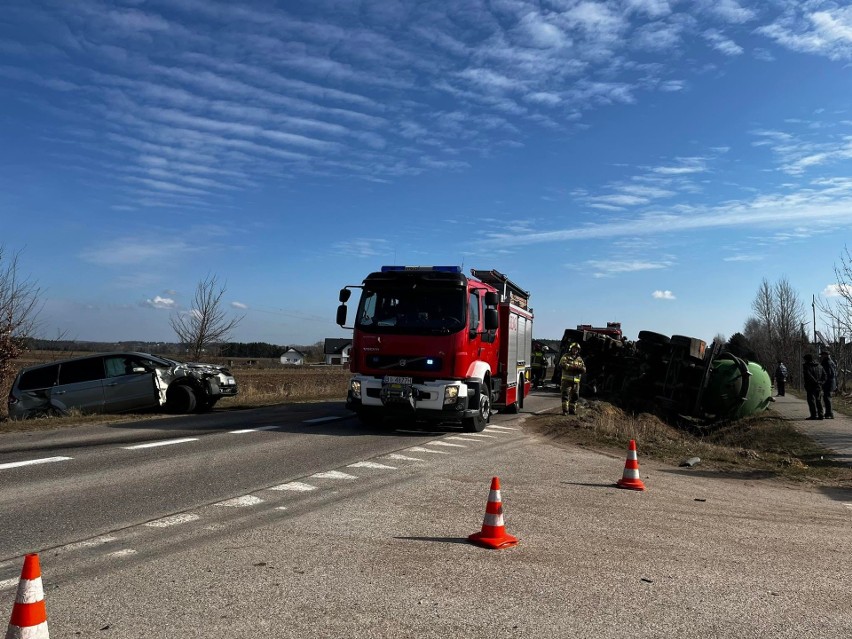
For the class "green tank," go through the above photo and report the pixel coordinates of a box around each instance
[701,353,773,420]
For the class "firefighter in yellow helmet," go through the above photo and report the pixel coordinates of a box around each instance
[559,342,586,415]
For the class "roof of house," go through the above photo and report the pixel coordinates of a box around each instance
[324,338,352,354]
[282,348,305,357]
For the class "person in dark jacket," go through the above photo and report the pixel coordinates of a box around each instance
[820,351,838,419]
[774,360,787,396]
[802,353,826,420]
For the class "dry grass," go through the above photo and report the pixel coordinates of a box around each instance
[526,400,852,486]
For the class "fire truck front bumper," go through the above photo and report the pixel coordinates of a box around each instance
[346,375,474,423]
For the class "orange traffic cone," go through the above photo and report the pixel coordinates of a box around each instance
[616,439,646,491]
[5,553,49,639]
[468,477,519,549]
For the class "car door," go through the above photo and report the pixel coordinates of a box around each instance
[52,357,106,414]
[102,355,159,412]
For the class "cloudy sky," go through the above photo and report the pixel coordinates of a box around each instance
[2,0,851,346]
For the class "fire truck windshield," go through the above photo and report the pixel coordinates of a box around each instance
[355,287,466,334]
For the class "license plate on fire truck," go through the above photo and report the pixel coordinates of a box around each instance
[384,376,413,385]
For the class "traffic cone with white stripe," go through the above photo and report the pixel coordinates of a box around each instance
[468,476,518,549]
[5,553,49,639]
[616,439,646,491]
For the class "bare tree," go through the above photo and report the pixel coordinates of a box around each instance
[0,247,42,415]
[817,245,852,338]
[744,277,807,381]
[169,274,244,360]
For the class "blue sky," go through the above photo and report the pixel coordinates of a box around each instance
[2,0,852,347]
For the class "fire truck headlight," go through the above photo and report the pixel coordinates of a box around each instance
[443,385,459,404]
[350,380,362,399]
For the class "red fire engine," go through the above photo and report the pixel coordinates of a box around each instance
[336,266,533,432]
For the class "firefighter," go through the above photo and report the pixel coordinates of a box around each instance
[531,342,545,388]
[559,342,586,415]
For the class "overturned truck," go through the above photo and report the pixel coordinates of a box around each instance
[552,325,772,424]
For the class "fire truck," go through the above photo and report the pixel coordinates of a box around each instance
[335,266,533,432]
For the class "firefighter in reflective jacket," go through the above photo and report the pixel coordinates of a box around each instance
[559,342,586,415]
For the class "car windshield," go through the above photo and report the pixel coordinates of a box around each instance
[355,286,465,334]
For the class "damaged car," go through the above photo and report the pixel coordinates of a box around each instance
[6,352,238,419]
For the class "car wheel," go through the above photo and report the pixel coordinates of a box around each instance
[196,396,219,412]
[463,383,491,432]
[166,384,197,414]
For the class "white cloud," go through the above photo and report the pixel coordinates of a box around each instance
[231,301,248,309]
[652,290,676,300]
[823,283,852,297]
[144,295,176,309]
[758,6,852,61]
[586,259,674,277]
[703,30,744,56]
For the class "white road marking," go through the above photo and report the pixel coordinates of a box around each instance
[452,433,495,438]
[108,549,137,558]
[122,438,198,449]
[275,506,288,511]
[0,578,20,591]
[445,436,484,442]
[347,461,397,470]
[229,426,281,433]
[408,446,449,455]
[384,454,424,461]
[270,481,317,492]
[311,470,358,480]
[0,456,72,470]
[303,416,341,424]
[216,495,264,507]
[426,440,466,448]
[485,425,517,431]
[145,513,201,528]
[62,536,118,552]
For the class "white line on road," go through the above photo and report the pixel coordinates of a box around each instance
[122,438,198,450]
[229,426,281,433]
[145,514,201,528]
[303,416,342,424]
[407,446,449,455]
[270,482,317,492]
[384,454,424,461]
[311,470,358,480]
[445,436,484,442]
[347,461,397,470]
[426,440,466,448]
[0,456,73,470]
[453,433,495,438]
[484,425,517,431]
[61,536,118,552]
[108,549,137,558]
[216,495,264,507]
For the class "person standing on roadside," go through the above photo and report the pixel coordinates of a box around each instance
[559,342,586,416]
[774,360,787,397]
[820,351,837,419]
[802,353,826,420]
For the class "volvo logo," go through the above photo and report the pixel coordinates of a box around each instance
[399,359,407,367]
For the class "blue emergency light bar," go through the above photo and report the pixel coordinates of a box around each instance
[380,265,462,273]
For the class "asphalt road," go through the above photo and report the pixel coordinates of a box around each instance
[2,391,851,638]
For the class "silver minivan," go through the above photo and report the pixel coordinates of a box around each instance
[7,352,238,419]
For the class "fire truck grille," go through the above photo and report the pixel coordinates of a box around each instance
[365,355,443,372]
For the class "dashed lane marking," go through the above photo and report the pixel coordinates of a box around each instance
[122,438,198,450]
[270,481,317,491]
[347,461,397,470]
[384,454,424,462]
[311,470,358,480]
[426,440,466,448]
[229,426,281,433]
[0,456,73,470]
[215,495,264,507]
[108,549,137,558]
[407,446,449,455]
[61,536,118,552]
[145,514,201,528]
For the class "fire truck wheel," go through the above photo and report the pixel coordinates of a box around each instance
[463,384,491,432]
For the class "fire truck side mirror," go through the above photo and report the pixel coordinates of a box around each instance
[339,288,351,303]
[484,291,499,307]
[484,308,498,331]
[336,304,348,326]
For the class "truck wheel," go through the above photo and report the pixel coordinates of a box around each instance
[464,384,491,432]
[638,330,670,346]
[166,384,197,414]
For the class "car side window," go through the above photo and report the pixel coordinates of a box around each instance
[18,365,60,390]
[58,357,105,384]
[104,356,135,378]
[469,292,480,333]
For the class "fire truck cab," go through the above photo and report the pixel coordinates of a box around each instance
[336,266,533,432]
